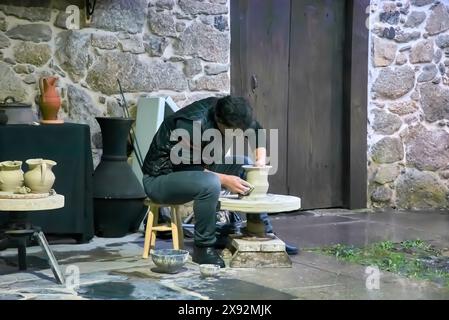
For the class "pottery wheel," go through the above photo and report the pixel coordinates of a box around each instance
[0,192,50,200]
[0,194,64,212]
[219,194,301,214]
[219,194,301,237]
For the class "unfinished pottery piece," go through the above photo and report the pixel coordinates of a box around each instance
[0,161,24,192]
[151,249,189,274]
[242,165,272,198]
[24,159,57,193]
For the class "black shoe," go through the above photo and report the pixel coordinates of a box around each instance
[214,236,230,249]
[285,243,299,255]
[267,231,300,256]
[192,246,225,268]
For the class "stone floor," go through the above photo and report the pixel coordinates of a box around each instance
[1,209,449,300]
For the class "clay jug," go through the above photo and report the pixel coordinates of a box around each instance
[0,161,24,192]
[242,166,272,198]
[39,76,61,122]
[24,159,57,193]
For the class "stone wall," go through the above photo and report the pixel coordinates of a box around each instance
[5,0,449,210]
[368,0,449,209]
[0,0,230,166]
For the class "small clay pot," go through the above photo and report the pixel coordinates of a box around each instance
[0,161,24,192]
[199,264,221,278]
[39,76,61,122]
[24,159,57,193]
[242,165,272,198]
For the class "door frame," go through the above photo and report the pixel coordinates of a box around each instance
[343,0,369,209]
[230,0,369,209]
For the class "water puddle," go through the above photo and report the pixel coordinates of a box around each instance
[77,279,201,300]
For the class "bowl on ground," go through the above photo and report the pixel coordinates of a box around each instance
[151,249,189,274]
[199,264,221,278]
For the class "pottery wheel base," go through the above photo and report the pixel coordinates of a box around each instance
[0,213,65,284]
[40,119,64,124]
[219,193,300,268]
[0,195,65,284]
[235,232,276,241]
[229,235,292,268]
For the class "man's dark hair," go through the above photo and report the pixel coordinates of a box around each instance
[215,96,254,130]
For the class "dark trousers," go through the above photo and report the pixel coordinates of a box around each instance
[143,157,273,246]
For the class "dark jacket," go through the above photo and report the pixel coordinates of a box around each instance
[142,97,263,177]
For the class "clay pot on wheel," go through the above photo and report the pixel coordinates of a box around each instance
[39,76,63,124]
[24,159,57,193]
[242,165,272,198]
[0,161,24,192]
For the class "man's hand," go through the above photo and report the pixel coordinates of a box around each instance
[222,175,252,195]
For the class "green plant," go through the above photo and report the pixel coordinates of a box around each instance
[309,240,449,288]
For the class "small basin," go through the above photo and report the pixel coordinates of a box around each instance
[199,264,221,278]
[151,249,189,274]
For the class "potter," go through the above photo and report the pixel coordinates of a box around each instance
[24,158,57,193]
[142,96,299,269]
[0,161,24,192]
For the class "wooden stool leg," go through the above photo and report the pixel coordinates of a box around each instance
[171,206,180,250]
[142,207,153,259]
[150,205,159,251]
[170,206,184,250]
[175,208,184,249]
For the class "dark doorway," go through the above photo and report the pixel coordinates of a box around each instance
[231,0,368,210]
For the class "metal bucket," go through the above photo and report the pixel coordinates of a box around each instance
[0,97,37,124]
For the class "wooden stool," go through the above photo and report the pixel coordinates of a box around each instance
[142,199,184,259]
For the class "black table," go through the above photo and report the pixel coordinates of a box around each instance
[0,123,94,243]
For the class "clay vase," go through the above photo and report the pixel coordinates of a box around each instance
[242,165,272,198]
[39,76,63,124]
[0,161,24,192]
[93,117,146,237]
[24,159,57,193]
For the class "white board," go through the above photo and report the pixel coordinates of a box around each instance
[132,97,180,186]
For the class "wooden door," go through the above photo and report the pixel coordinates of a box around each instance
[287,0,347,209]
[231,0,349,209]
[231,0,291,194]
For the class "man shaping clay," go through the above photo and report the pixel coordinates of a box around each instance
[142,96,298,267]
